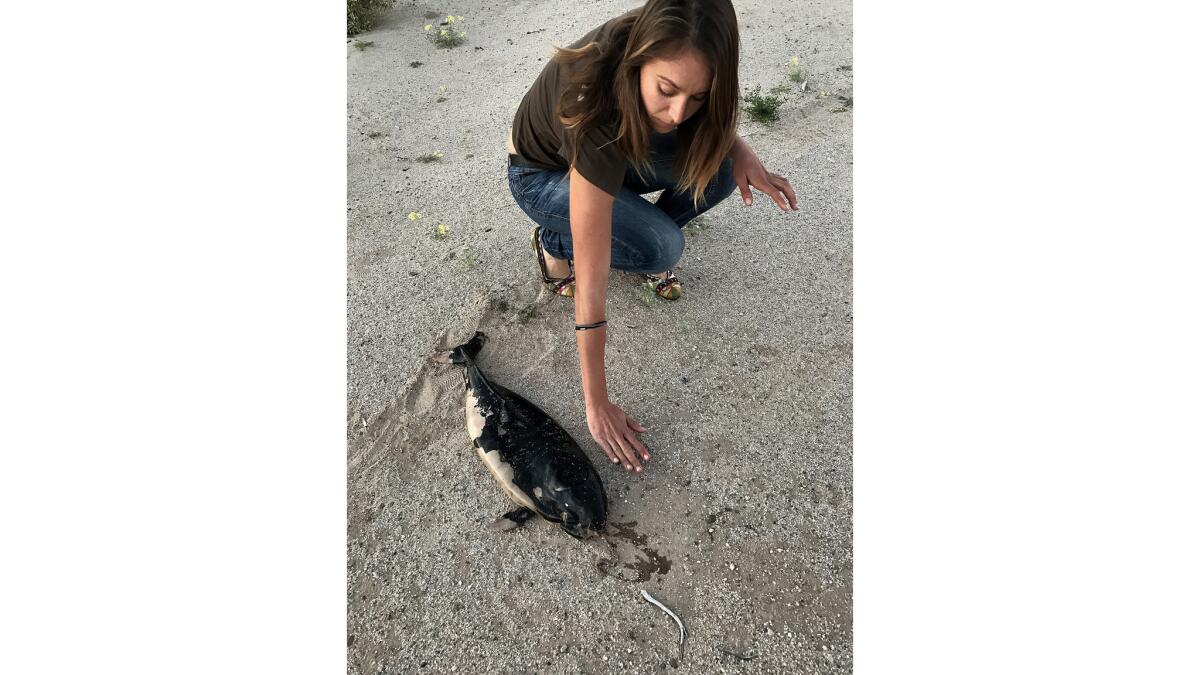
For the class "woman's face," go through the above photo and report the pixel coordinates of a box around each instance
[639,47,712,133]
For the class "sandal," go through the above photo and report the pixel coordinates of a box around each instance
[641,270,683,300]
[530,227,575,298]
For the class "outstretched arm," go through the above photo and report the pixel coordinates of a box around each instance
[569,167,650,473]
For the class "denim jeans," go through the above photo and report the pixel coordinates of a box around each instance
[507,129,737,274]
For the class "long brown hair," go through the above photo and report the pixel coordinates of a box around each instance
[552,0,741,209]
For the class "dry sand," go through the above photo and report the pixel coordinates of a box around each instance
[347,1,852,672]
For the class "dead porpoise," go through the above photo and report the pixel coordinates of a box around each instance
[435,332,608,539]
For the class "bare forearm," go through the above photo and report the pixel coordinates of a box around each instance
[569,172,614,407]
[573,236,610,407]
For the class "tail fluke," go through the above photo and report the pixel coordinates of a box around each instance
[433,331,487,365]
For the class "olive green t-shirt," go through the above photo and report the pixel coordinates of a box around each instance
[510,9,641,198]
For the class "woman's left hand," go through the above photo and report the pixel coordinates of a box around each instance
[730,137,798,211]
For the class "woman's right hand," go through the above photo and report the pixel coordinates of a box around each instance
[585,399,650,472]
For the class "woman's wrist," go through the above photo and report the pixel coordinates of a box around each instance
[584,392,609,412]
[576,323,608,410]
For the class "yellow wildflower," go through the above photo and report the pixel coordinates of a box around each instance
[440,29,448,36]
[445,15,455,23]
[407,212,422,221]
[437,223,449,237]
[789,56,799,67]
[424,24,432,31]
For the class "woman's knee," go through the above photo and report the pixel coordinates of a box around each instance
[618,222,684,273]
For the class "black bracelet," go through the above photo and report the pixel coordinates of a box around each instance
[574,320,607,331]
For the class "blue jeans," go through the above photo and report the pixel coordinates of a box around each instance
[507,130,737,274]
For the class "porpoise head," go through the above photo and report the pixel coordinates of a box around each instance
[541,480,608,540]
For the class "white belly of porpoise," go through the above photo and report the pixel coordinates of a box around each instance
[465,389,537,511]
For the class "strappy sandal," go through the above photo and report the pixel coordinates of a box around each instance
[641,270,683,300]
[530,227,575,298]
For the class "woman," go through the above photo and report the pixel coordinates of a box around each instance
[505,0,798,474]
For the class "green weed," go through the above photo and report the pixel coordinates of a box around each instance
[787,56,810,90]
[347,0,395,36]
[516,304,538,324]
[424,14,468,49]
[683,215,710,237]
[639,280,660,306]
[742,85,785,123]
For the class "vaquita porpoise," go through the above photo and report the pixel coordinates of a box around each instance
[435,332,608,540]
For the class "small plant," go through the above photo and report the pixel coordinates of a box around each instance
[347,0,396,36]
[407,212,422,222]
[683,215,710,237]
[787,56,810,90]
[516,304,538,324]
[638,280,660,307]
[742,85,785,123]
[353,40,374,51]
[462,249,478,270]
[416,150,444,163]
[435,84,449,103]
[435,223,449,239]
[424,14,468,49]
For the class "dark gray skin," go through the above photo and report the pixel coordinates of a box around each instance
[439,332,608,540]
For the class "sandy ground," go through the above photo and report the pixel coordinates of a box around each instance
[347,0,852,672]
